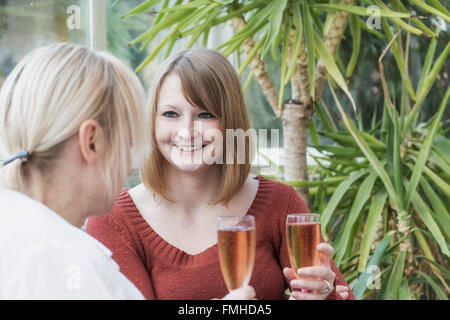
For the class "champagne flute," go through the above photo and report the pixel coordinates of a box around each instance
[286,213,321,292]
[217,215,256,291]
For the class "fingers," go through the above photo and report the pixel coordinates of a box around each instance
[287,243,337,300]
[336,285,349,293]
[317,243,334,267]
[284,243,335,280]
[297,266,332,280]
[291,279,331,292]
[291,291,324,300]
[222,286,256,300]
[283,267,297,282]
[336,285,349,300]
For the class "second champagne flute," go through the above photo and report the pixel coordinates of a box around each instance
[217,215,256,291]
[286,213,321,282]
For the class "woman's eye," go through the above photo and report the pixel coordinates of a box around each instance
[198,112,214,119]
[162,111,178,118]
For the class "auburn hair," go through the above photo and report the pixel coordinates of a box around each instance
[141,48,253,205]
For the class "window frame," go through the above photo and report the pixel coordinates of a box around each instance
[88,0,106,51]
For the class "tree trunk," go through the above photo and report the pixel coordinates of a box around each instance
[282,101,313,207]
[232,17,279,116]
[285,29,312,206]
[290,29,311,107]
[315,0,354,101]
[284,1,353,207]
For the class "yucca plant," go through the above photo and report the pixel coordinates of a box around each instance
[269,34,449,299]
[107,0,149,66]
[114,0,450,206]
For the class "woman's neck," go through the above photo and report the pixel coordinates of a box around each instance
[163,165,222,214]
[25,169,88,228]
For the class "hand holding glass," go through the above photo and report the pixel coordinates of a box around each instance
[217,215,256,291]
[286,213,321,282]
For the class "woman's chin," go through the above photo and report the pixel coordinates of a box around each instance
[171,162,208,173]
[160,147,220,173]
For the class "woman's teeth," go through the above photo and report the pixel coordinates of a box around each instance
[175,145,205,152]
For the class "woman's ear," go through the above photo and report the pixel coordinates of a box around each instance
[78,119,104,165]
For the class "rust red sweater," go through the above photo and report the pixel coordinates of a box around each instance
[86,176,356,300]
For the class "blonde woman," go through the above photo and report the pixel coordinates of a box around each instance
[0,43,254,300]
[87,48,355,300]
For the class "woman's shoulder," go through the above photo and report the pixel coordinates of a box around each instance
[252,175,309,218]
[1,231,140,299]
[101,186,145,221]
[113,187,141,214]
[86,187,144,240]
[0,190,114,264]
[255,175,295,191]
[254,175,299,206]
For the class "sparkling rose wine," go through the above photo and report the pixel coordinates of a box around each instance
[286,222,321,279]
[217,226,256,291]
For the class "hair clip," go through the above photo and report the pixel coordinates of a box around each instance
[2,150,30,167]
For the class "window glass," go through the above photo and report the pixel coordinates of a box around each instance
[0,0,89,85]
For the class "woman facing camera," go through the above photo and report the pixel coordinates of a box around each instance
[0,43,253,300]
[87,48,355,300]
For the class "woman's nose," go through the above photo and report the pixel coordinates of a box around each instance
[173,116,202,144]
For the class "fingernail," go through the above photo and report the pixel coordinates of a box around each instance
[293,292,303,299]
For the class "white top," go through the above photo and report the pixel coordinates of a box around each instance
[0,189,144,300]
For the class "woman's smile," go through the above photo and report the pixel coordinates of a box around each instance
[172,143,208,153]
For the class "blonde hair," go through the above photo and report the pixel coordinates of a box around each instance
[141,48,253,205]
[0,43,148,195]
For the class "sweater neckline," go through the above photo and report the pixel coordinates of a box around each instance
[119,175,274,267]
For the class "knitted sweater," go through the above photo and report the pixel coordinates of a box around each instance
[86,176,355,300]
